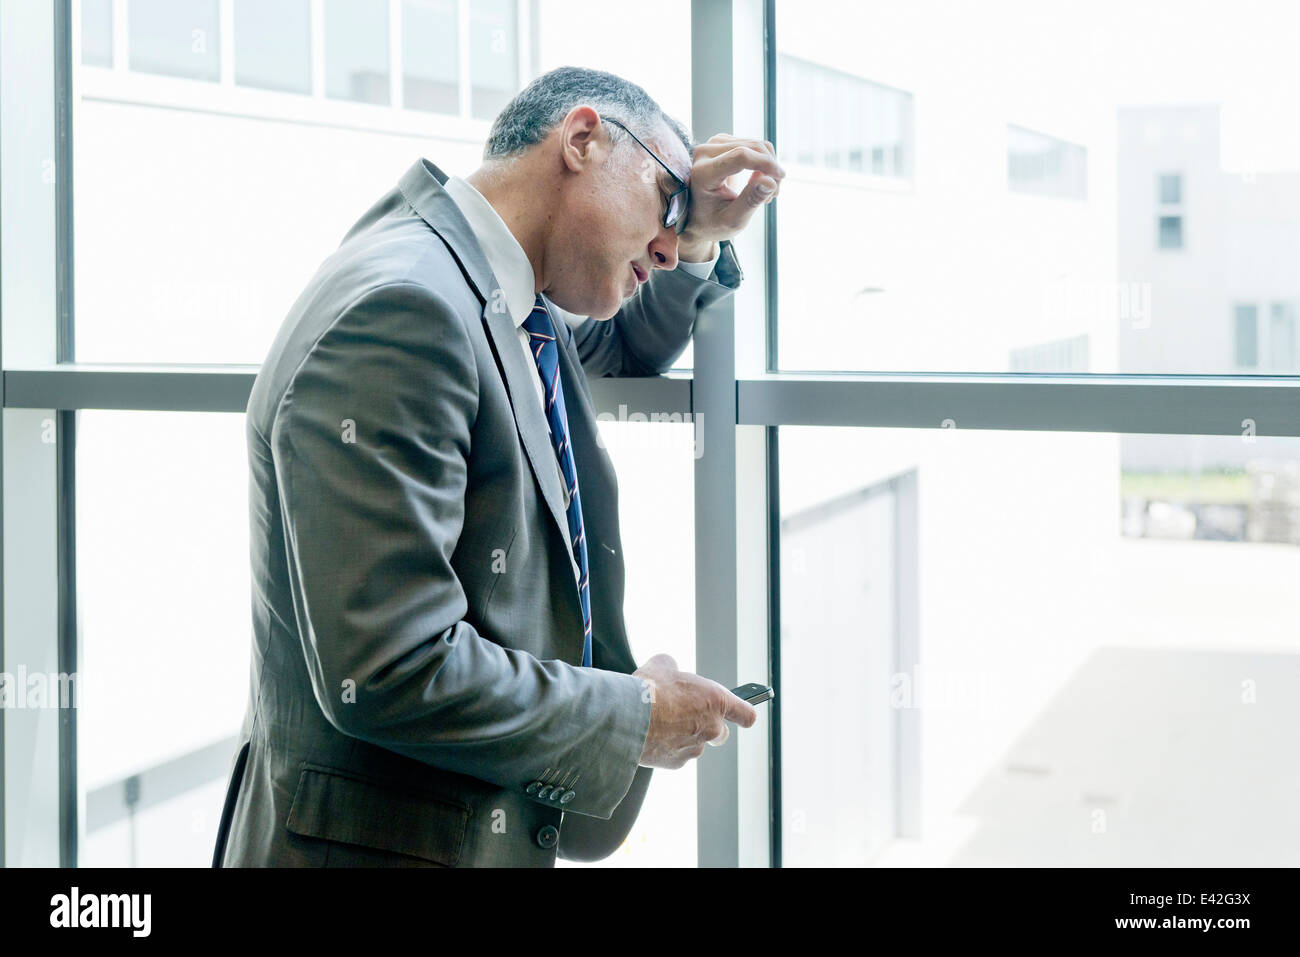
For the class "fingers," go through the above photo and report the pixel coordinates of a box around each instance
[738,169,779,209]
[695,133,778,161]
[706,722,731,747]
[694,145,785,191]
[720,690,759,728]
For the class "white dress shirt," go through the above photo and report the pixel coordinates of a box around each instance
[440,175,718,580]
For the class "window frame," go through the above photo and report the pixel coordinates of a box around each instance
[774,51,915,193]
[73,0,529,142]
[1006,122,1088,201]
[1235,300,1298,374]
[5,0,1300,870]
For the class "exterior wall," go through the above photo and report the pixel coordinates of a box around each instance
[1119,105,1300,473]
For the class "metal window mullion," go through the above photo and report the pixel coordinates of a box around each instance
[736,375,1300,435]
[9,368,1300,436]
[763,0,778,372]
[456,0,470,119]
[57,409,78,866]
[388,0,402,110]
[691,0,774,870]
[2,0,64,869]
[764,426,782,867]
[111,0,128,72]
[53,0,79,867]
[309,0,325,99]
[218,0,234,87]
[1,367,694,417]
[55,0,75,363]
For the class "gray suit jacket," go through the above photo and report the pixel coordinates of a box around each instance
[213,157,742,867]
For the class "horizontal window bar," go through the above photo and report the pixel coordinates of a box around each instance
[737,374,1300,436]
[2,366,692,417]
[5,366,258,412]
[10,367,1300,435]
[589,374,693,419]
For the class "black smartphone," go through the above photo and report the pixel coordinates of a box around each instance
[731,682,774,705]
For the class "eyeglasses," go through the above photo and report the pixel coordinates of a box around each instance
[600,114,691,234]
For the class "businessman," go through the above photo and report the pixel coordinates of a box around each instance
[213,66,783,867]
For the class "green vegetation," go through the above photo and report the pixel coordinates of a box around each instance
[1121,470,1252,505]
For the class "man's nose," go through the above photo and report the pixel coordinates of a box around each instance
[648,224,679,271]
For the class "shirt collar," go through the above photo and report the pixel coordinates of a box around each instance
[442,175,537,328]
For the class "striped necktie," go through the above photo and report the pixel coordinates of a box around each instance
[522,295,592,668]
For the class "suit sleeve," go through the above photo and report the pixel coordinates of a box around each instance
[567,240,743,377]
[271,281,652,820]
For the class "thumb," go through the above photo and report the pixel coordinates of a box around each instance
[740,170,777,208]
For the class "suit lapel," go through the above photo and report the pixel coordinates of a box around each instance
[397,158,574,575]
[479,293,573,554]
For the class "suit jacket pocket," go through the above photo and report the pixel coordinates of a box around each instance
[285,763,472,867]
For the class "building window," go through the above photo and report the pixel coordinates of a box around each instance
[1158,214,1183,250]
[470,0,518,120]
[1159,172,1182,205]
[128,0,221,82]
[403,0,459,114]
[93,0,531,125]
[1009,334,1090,372]
[81,0,114,67]
[777,54,913,180]
[234,0,312,95]
[1157,171,1184,250]
[1268,302,1300,374]
[1270,303,1296,371]
[1233,302,1297,372]
[1007,125,1087,199]
[1235,304,1259,368]
[323,0,391,105]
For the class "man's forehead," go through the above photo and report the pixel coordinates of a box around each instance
[645,122,692,182]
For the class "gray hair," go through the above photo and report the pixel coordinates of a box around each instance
[483,65,693,162]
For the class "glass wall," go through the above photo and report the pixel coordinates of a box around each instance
[72,0,692,365]
[559,420,698,867]
[71,410,696,867]
[75,411,251,866]
[6,0,1299,872]
[60,0,697,867]
[772,0,1300,376]
[779,426,1300,865]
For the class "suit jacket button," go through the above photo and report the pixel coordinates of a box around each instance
[537,785,553,799]
[525,781,541,795]
[535,825,560,849]
[559,790,575,804]
[549,788,563,801]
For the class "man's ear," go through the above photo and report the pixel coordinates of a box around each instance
[559,105,605,174]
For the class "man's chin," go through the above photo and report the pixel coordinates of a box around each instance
[550,290,621,322]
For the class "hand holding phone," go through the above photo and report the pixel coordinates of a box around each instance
[730,682,774,705]
[634,655,764,766]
